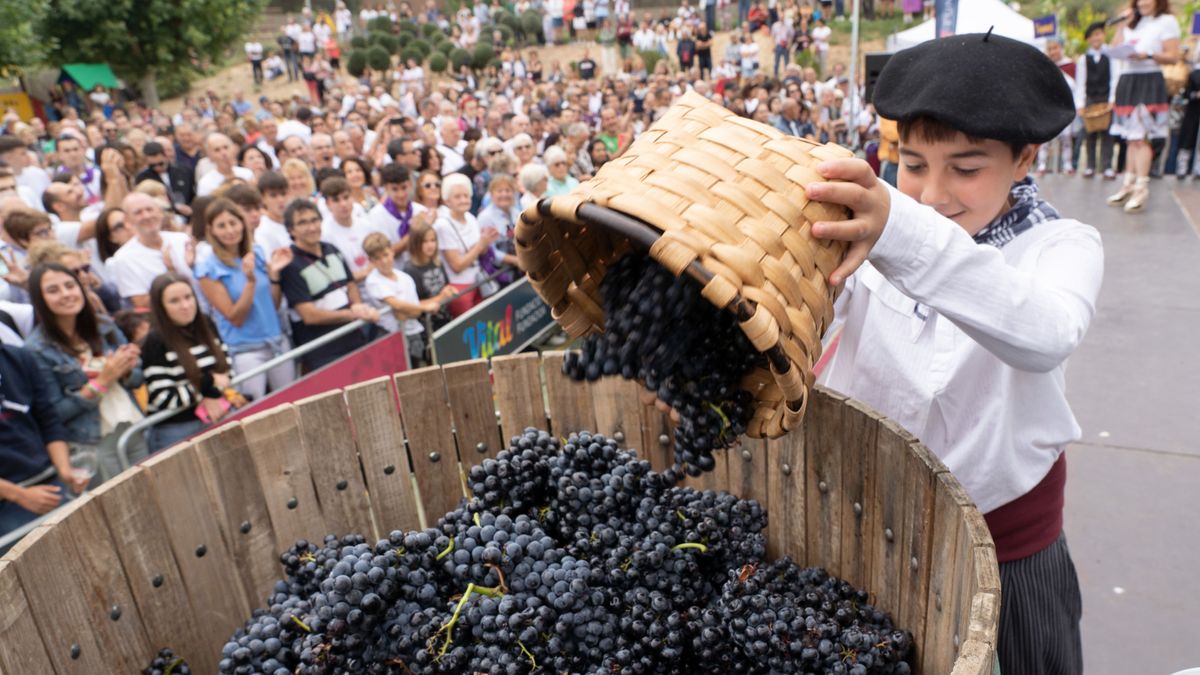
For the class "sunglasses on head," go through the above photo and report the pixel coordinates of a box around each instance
[70,264,91,276]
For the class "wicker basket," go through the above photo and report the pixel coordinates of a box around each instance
[1081,102,1113,134]
[515,92,852,439]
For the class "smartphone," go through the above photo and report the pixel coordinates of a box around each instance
[0,257,8,277]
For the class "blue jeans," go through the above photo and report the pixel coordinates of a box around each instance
[147,419,207,454]
[774,45,790,77]
[738,0,751,25]
[0,477,72,555]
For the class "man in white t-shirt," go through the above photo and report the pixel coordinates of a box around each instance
[366,164,430,257]
[41,178,99,247]
[319,176,374,282]
[296,24,317,59]
[254,171,294,255]
[0,137,50,205]
[109,193,192,308]
[277,108,314,145]
[245,40,265,85]
[437,120,468,176]
[195,133,255,197]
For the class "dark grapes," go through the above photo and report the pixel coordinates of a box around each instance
[141,647,190,675]
[562,252,763,475]
[214,428,913,674]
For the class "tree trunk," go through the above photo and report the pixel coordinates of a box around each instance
[139,72,160,109]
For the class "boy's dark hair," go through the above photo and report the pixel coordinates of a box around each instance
[386,138,409,160]
[379,163,411,186]
[0,136,25,154]
[284,198,320,231]
[3,208,50,244]
[319,175,350,198]
[315,167,344,187]
[897,116,1027,159]
[142,141,165,157]
[257,170,289,195]
[224,183,264,210]
[1084,21,1106,39]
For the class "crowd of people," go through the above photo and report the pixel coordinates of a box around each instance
[0,0,1191,545]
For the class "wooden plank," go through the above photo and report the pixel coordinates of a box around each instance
[443,359,503,461]
[923,471,970,675]
[591,376,655,467]
[8,522,108,674]
[96,466,220,674]
[345,377,422,535]
[899,437,939,675]
[867,419,907,624]
[51,494,153,672]
[804,387,846,579]
[725,437,769,507]
[949,638,993,675]
[0,561,54,674]
[192,425,280,607]
[836,398,879,592]
[240,404,328,551]
[541,351,598,436]
[967,588,1000,648]
[295,390,375,538]
[492,353,547,439]
[765,433,805,564]
[395,368,466,525]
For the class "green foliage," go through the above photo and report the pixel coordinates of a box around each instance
[367,16,394,33]
[350,35,368,50]
[794,48,822,78]
[366,45,391,71]
[496,24,515,47]
[398,20,419,35]
[410,38,432,59]
[471,42,495,69]
[421,22,441,38]
[450,47,471,71]
[637,49,665,74]
[0,0,48,75]
[39,0,266,95]
[401,46,424,65]
[520,11,543,42]
[437,40,456,56]
[428,52,449,73]
[488,57,504,71]
[346,49,368,78]
[1061,5,1109,56]
[370,31,400,54]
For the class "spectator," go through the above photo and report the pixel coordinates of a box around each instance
[246,39,265,85]
[543,146,580,196]
[319,176,376,281]
[134,141,196,219]
[0,344,87,550]
[368,163,430,258]
[254,171,294,255]
[196,133,255,197]
[109,193,192,308]
[402,221,456,331]
[238,144,275,181]
[419,144,444,175]
[475,174,523,269]
[278,199,379,373]
[362,232,441,366]
[91,207,131,286]
[434,174,500,315]
[415,170,443,213]
[142,273,236,452]
[341,157,379,211]
[26,263,145,480]
[518,162,550,211]
[282,157,317,201]
[195,199,295,401]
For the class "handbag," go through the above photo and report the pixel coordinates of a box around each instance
[1081,102,1112,133]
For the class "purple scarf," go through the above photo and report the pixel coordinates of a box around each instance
[382,198,415,240]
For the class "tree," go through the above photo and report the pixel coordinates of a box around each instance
[0,0,49,77]
[39,0,265,107]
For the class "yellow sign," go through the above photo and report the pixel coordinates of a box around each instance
[0,93,34,121]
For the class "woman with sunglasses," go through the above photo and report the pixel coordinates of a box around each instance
[415,170,443,214]
[26,263,146,481]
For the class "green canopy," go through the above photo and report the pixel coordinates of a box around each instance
[61,63,119,90]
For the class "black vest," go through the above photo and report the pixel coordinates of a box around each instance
[1086,53,1111,102]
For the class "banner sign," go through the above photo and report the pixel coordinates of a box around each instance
[1191,12,1200,36]
[433,278,556,363]
[934,0,959,38]
[1033,15,1058,39]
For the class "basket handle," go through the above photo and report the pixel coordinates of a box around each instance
[537,199,798,389]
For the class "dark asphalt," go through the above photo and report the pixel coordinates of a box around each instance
[1038,174,1200,675]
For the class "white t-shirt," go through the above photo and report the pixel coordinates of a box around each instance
[364,268,423,335]
[0,299,34,346]
[196,166,256,197]
[109,231,192,300]
[812,25,832,53]
[321,214,375,274]
[245,41,264,60]
[1119,15,1181,74]
[366,201,428,245]
[434,213,482,285]
[53,221,84,248]
[437,142,468,175]
[17,166,51,202]
[255,216,293,255]
[277,119,313,143]
[313,22,332,45]
[297,30,317,53]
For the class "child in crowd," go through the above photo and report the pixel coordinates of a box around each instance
[362,233,442,367]
[402,221,456,331]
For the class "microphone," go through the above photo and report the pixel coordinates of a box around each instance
[1106,13,1132,27]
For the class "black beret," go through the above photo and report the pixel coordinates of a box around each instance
[873,33,1075,145]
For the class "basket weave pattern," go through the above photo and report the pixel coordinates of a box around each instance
[516,92,852,438]
[1081,102,1112,134]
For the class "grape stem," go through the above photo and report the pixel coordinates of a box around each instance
[164,657,183,675]
[671,542,709,553]
[431,582,507,659]
[517,639,538,669]
[435,539,455,561]
[290,614,312,633]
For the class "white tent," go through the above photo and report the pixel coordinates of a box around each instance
[885,0,1036,51]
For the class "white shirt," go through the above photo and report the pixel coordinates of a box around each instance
[434,212,483,285]
[437,142,468,175]
[110,231,194,300]
[1074,50,1121,108]
[296,30,317,53]
[321,214,375,274]
[313,22,332,45]
[1118,15,1180,74]
[818,185,1104,514]
[366,200,428,245]
[277,119,313,143]
[364,268,423,335]
[196,166,256,197]
[0,300,34,346]
[17,166,51,202]
[245,41,264,60]
[255,215,293,255]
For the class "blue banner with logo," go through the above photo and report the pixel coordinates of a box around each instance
[1191,12,1200,36]
[1033,15,1058,39]
[934,0,959,38]
[432,277,557,363]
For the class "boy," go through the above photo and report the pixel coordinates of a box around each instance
[366,163,430,260]
[806,34,1101,675]
[318,176,375,282]
[361,233,441,367]
[1074,22,1119,179]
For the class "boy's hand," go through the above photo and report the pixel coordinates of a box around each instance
[805,158,891,287]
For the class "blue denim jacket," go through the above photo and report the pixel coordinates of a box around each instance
[25,318,144,444]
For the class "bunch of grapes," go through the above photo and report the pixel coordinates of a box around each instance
[141,648,190,675]
[198,429,910,674]
[561,252,763,475]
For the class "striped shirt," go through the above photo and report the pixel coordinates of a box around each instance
[141,324,231,424]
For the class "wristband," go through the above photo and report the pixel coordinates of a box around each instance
[88,379,109,395]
